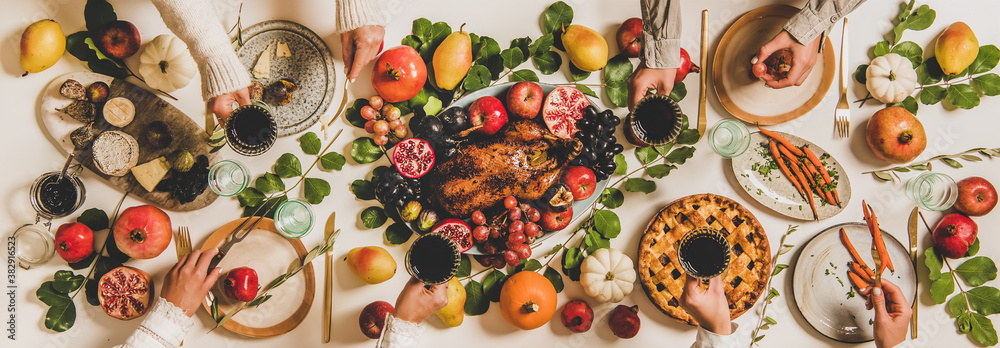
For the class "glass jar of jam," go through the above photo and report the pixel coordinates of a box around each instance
[30,171,86,219]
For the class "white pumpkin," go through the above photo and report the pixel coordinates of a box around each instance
[580,248,635,303]
[138,34,197,93]
[865,53,918,104]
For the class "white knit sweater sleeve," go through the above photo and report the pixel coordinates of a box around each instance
[375,314,424,348]
[113,298,194,348]
[150,0,252,101]
[336,0,388,33]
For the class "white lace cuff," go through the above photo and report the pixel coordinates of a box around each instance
[117,298,194,348]
[377,314,424,348]
[690,323,741,348]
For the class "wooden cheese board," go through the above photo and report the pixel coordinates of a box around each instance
[40,72,220,211]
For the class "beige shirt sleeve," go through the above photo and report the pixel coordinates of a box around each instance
[784,0,867,44]
[640,0,681,69]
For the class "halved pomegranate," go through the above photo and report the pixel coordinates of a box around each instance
[542,86,589,138]
[98,266,154,320]
[432,218,473,253]
[392,138,435,179]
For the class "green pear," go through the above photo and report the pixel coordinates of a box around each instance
[345,246,396,284]
[562,24,608,72]
[432,24,472,90]
[435,276,466,327]
[935,22,979,75]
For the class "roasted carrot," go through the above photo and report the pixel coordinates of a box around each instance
[770,140,807,200]
[758,125,805,157]
[776,144,823,202]
[867,203,894,273]
[849,261,874,283]
[802,146,841,206]
[848,269,870,292]
[840,228,874,275]
[785,157,818,219]
[803,162,836,205]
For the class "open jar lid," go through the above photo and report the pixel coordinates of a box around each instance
[13,223,55,269]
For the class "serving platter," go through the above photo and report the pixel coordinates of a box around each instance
[199,217,315,338]
[730,130,851,221]
[713,4,836,125]
[39,72,220,211]
[792,222,916,343]
[445,83,608,255]
[237,20,336,136]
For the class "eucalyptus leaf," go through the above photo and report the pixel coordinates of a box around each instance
[614,153,627,175]
[968,45,1000,75]
[544,267,565,293]
[274,153,302,178]
[576,84,597,97]
[247,294,272,307]
[967,286,1000,316]
[350,180,376,200]
[772,264,789,276]
[532,51,562,75]
[542,1,574,34]
[594,210,621,238]
[350,137,384,164]
[483,269,507,303]
[77,208,109,231]
[872,171,893,182]
[255,173,285,194]
[666,146,696,164]
[320,152,347,171]
[299,132,321,155]
[947,83,980,109]
[384,222,413,245]
[942,157,964,168]
[623,178,656,194]
[303,178,330,204]
[973,73,1000,96]
[635,146,659,165]
[599,187,624,209]
[647,164,677,179]
[464,280,489,315]
[511,69,539,82]
[361,206,388,229]
[931,275,955,304]
[919,85,947,105]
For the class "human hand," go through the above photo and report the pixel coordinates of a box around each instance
[341,25,386,82]
[627,62,677,111]
[160,249,222,317]
[392,276,448,323]
[207,88,251,125]
[753,30,821,88]
[679,275,732,335]
[871,280,912,348]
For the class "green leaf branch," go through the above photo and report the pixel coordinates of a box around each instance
[237,130,344,215]
[863,147,1000,182]
[750,225,797,346]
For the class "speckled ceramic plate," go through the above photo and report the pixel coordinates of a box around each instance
[730,130,850,220]
[237,20,335,136]
[792,222,916,343]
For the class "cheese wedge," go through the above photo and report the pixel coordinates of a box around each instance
[131,157,170,192]
[252,43,273,79]
[277,41,291,57]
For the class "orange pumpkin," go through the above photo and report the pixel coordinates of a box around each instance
[499,271,557,330]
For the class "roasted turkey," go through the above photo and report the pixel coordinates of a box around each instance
[423,120,582,217]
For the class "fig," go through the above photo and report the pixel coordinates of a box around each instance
[58,100,96,123]
[171,150,195,173]
[144,121,173,149]
[400,201,422,222]
[87,81,110,103]
[59,79,86,100]
[70,123,97,149]
[417,209,439,232]
[539,183,574,212]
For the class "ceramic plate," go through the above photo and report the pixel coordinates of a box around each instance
[238,20,335,136]
[731,130,850,220]
[199,217,315,337]
[437,83,607,255]
[713,4,836,125]
[792,222,916,343]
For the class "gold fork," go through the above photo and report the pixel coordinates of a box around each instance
[175,226,192,260]
[834,18,850,138]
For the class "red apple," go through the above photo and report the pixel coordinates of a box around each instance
[469,96,508,135]
[506,81,544,119]
[54,222,94,263]
[955,176,998,216]
[539,206,573,232]
[98,20,140,59]
[563,166,597,201]
[616,17,642,58]
[359,301,394,339]
[865,106,927,164]
[932,213,978,259]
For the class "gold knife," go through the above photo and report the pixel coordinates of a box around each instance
[322,212,336,343]
[697,9,708,141]
[908,207,919,339]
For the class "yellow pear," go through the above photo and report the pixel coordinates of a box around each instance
[20,19,66,75]
[563,24,608,72]
[935,22,979,75]
[435,277,466,327]
[344,246,396,284]
[432,24,472,90]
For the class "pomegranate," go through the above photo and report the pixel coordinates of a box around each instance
[865,106,927,164]
[371,46,427,103]
[608,304,641,338]
[54,222,94,263]
[932,213,978,259]
[392,138,435,178]
[113,205,172,259]
[561,299,594,333]
[431,218,473,253]
[674,48,701,84]
[98,266,154,320]
[224,267,260,302]
[542,86,589,138]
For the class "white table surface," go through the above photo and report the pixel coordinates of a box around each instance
[4,0,1000,347]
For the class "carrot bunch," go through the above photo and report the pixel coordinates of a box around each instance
[840,202,893,299]
[759,126,841,220]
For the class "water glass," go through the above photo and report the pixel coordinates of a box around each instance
[710,119,751,157]
[906,172,958,211]
[274,199,314,238]
[676,226,731,282]
[208,160,250,196]
[13,224,55,269]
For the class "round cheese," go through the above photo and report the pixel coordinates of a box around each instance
[103,97,135,127]
[92,130,139,176]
